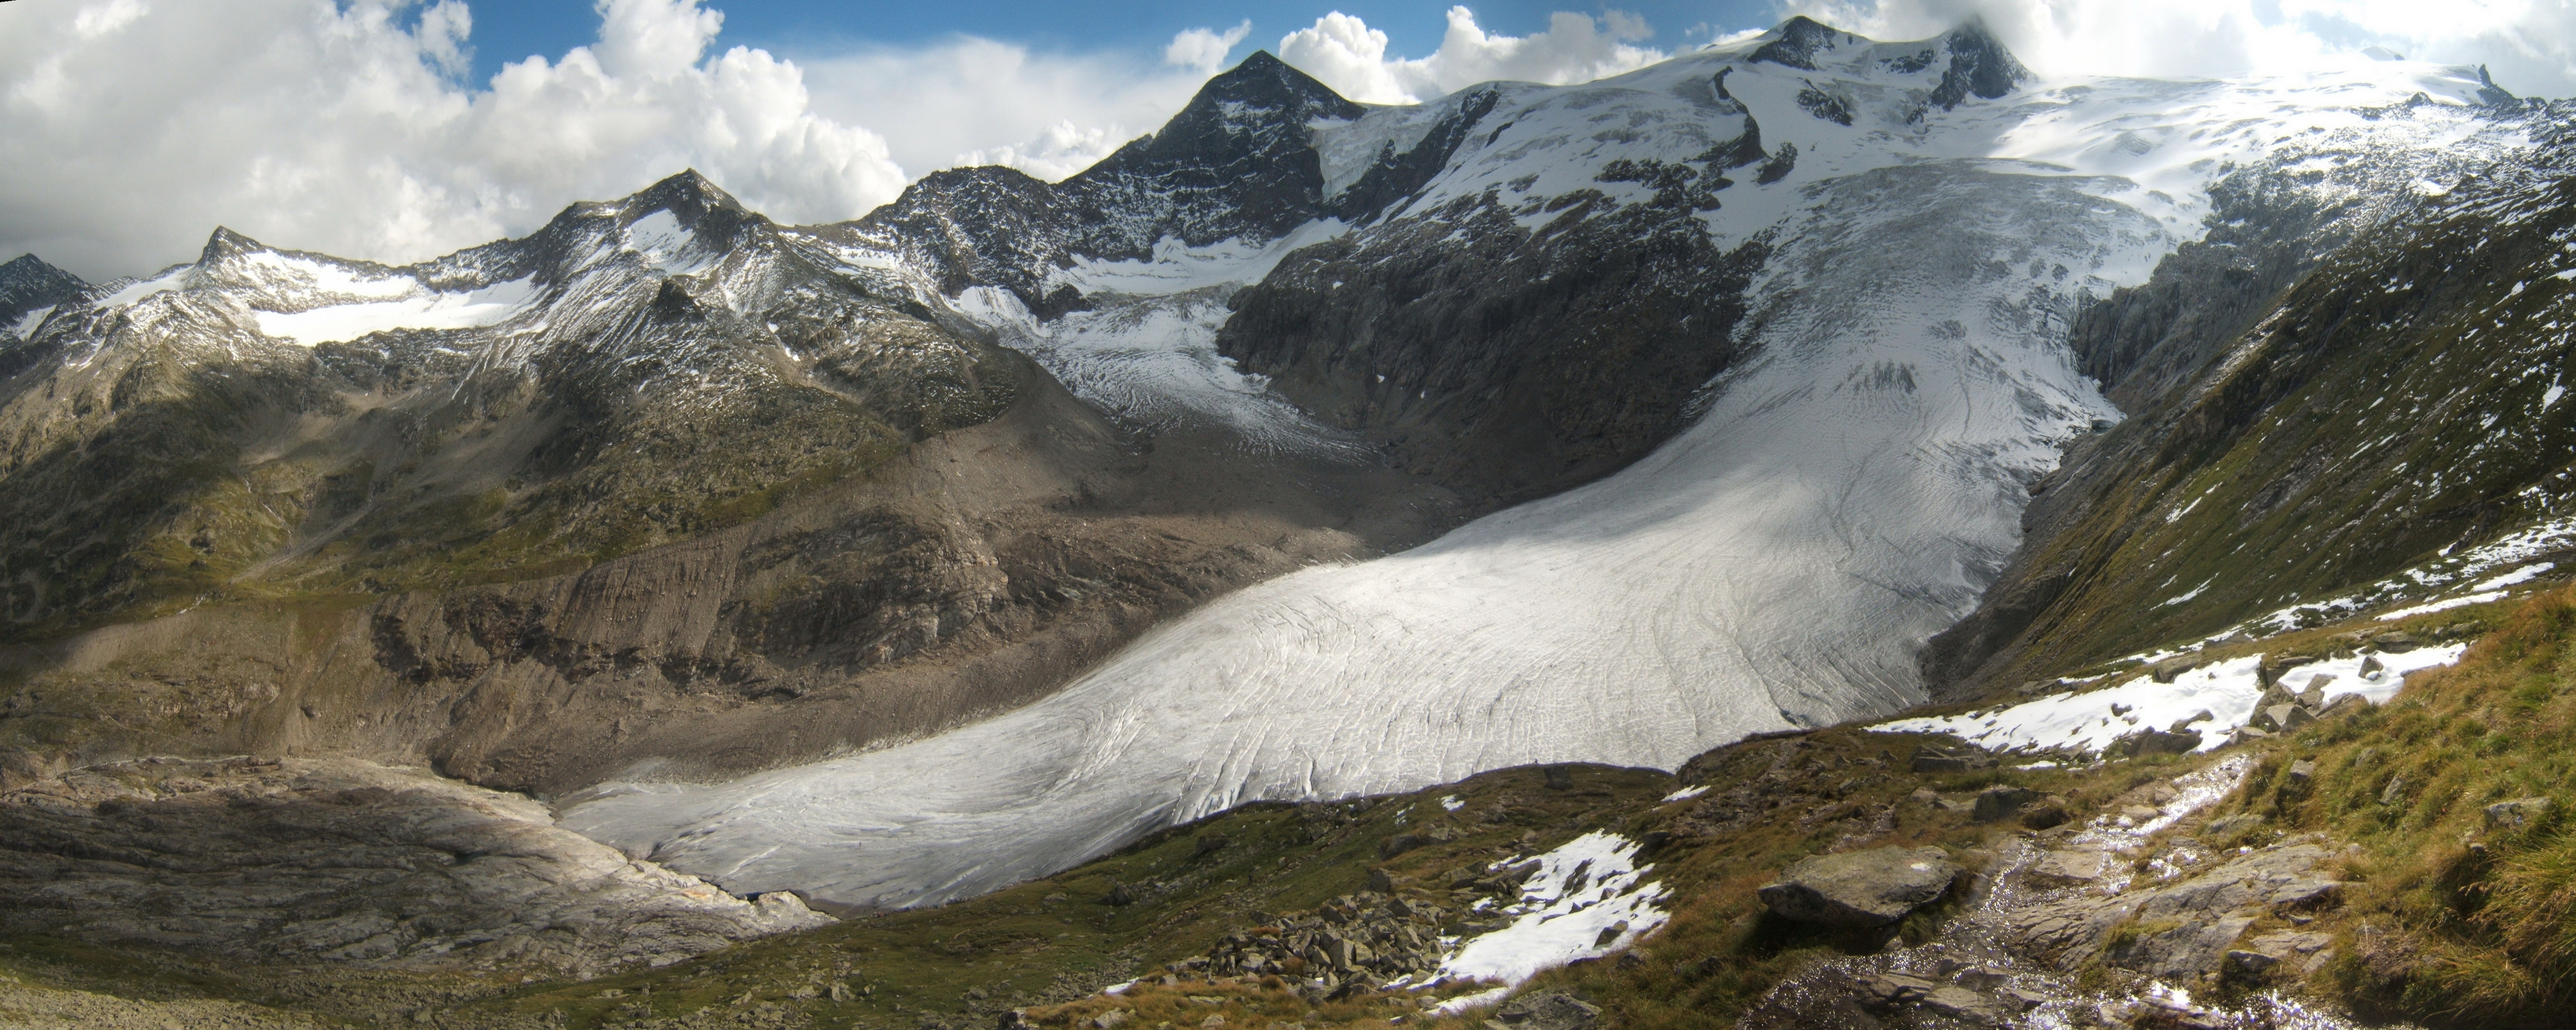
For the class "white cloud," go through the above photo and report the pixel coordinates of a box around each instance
[1167,20,1254,74]
[1784,0,2576,98]
[0,0,910,280]
[1278,6,1669,105]
[797,30,1236,185]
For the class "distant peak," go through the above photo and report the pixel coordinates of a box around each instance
[1192,49,1361,117]
[1929,17,2030,109]
[1749,15,1856,71]
[628,169,747,220]
[198,226,270,264]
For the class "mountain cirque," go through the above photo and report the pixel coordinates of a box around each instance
[5,14,2576,1030]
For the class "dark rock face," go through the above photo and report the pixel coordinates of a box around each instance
[1927,21,2030,110]
[0,253,84,330]
[856,52,1366,312]
[1749,16,1853,71]
[1218,192,1767,508]
[1757,846,1960,927]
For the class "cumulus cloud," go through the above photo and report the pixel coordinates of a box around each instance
[1785,0,2576,97]
[1279,6,1668,105]
[1167,20,1255,75]
[798,24,1248,186]
[0,0,908,280]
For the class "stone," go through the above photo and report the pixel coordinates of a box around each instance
[2024,848,2108,887]
[2205,814,2264,838]
[2020,798,2071,830]
[1368,868,1396,893]
[1106,883,1137,906]
[2371,631,2421,653]
[2320,694,2371,719]
[1493,991,1598,1030]
[1972,784,2043,823]
[2224,949,2280,979]
[2168,710,2215,733]
[2150,657,2201,683]
[1757,846,1961,928]
[1378,834,1430,859]
[2485,797,2554,830]
[2108,914,2256,977]
[1092,1010,1131,1030]
[1855,972,1937,1005]
[1910,746,1988,773]
[2288,759,2315,783]
[1919,985,2006,1024]
[998,1011,1031,1030]
[1953,967,2011,990]
[2109,727,2202,757]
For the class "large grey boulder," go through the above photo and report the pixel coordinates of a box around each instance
[1493,991,1599,1030]
[1758,846,1961,927]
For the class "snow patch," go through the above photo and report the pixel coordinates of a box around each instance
[96,266,191,308]
[10,305,54,338]
[2375,592,2506,621]
[1439,795,1465,812]
[1434,832,1667,986]
[255,278,539,346]
[1660,785,1708,803]
[625,210,718,276]
[1873,645,2467,756]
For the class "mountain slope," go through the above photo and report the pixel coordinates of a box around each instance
[564,24,2541,910]
[1928,115,2576,692]
[0,170,1453,794]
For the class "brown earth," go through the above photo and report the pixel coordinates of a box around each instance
[0,364,1459,797]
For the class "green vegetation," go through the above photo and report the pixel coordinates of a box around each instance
[2188,583,2576,1026]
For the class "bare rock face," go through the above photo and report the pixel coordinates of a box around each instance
[1757,846,1960,928]
[0,756,827,975]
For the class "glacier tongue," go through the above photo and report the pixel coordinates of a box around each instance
[560,50,2532,909]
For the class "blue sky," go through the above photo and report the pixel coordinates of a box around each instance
[458,1,1781,84]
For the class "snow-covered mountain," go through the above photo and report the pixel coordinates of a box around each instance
[557,22,2544,907]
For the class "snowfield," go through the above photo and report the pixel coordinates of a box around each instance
[561,33,2536,907]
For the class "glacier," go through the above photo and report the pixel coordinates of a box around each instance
[561,32,2533,908]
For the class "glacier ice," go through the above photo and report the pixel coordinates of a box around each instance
[560,41,2535,908]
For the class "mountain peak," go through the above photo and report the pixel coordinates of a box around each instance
[628,169,747,221]
[0,253,86,331]
[1183,50,1361,124]
[1930,17,2030,108]
[1749,15,1856,71]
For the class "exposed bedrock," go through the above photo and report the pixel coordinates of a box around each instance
[0,367,1454,796]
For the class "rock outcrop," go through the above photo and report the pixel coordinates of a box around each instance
[1756,846,1960,928]
[0,756,827,975]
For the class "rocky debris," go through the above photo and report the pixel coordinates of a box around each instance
[2009,841,2350,978]
[2485,796,2554,830]
[0,756,827,975]
[1487,991,1598,1030]
[1757,846,1961,928]
[1184,889,1456,992]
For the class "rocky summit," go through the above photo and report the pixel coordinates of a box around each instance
[7,12,2576,1030]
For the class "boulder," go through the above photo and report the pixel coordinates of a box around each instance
[1971,784,2042,823]
[1758,846,1961,928]
[1378,833,1430,859]
[2019,798,2071,830]
[1493,991,1599,1030]
[2150,657,2201,683]
[2485,797,2554,830]
[2109,727,2202,757]
[2371,631,2421,653]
